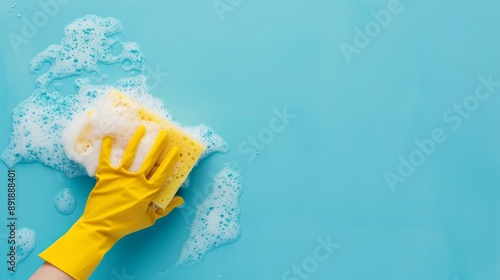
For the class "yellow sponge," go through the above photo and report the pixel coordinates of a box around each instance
[71,89,205,209]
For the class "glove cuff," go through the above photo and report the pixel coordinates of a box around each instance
[39,219,117,280]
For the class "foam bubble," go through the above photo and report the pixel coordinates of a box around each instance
[16,227,36,264]
[1,15,228,178]
[54,188,76,215]
[175,166,243,266]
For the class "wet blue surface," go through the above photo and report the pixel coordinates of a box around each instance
[1,0,500,279]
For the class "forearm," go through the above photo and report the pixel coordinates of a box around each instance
[35,220,114,280]
[30,262,74,280]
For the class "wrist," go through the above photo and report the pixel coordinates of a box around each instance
[39,219,117,280]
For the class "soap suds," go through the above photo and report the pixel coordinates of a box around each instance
[1,15,228,178]
[29,15,143,89]
[1,14,241,269]
[175,166,243,266]
[54,188,76,215]
[16,227,36,264]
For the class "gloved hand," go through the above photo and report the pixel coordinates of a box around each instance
[39,126,184,280]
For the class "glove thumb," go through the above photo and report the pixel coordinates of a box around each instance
[150,196,184,222]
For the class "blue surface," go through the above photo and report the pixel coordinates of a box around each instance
[1,0,500,279]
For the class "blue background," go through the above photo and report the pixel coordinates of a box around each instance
[1,0,500,279]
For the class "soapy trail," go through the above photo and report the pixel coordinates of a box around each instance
[16,227,36,264]
[54,188,76,215]
[174,166,243,266]
[1,14,242,269]
[1,15,229,177]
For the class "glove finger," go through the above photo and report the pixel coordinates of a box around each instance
[99,136,114,166]
[149,146,180,185]
[120,126,146,170]
[145,148,167,179]
[140,130,168,175]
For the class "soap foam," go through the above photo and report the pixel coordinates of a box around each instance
[1,15,228,178]
[54,188,76,215]
[175,166,243,266]
[1,14,241,268]
[16,227,36,264]
[29,15,143,89]
[61,90,165,175]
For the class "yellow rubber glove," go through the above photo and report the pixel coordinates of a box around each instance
[39,126,184,280]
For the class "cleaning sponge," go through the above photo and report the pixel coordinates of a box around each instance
[62,89,205,209]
